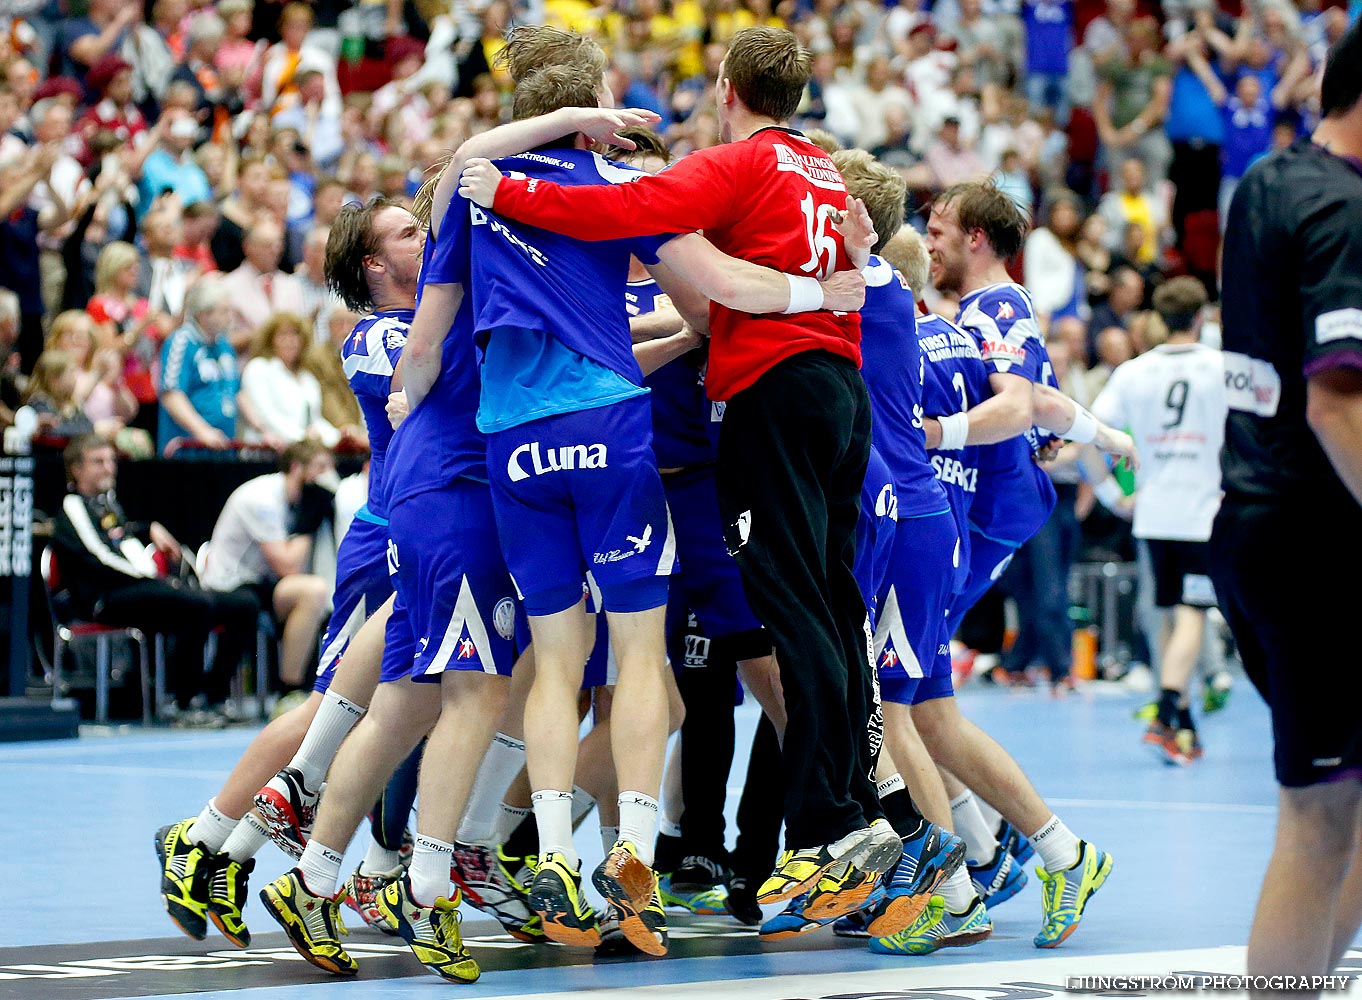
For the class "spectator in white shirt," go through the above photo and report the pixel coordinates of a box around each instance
[293,224,340,340]
[137,206,199,320]
[200,439,334,693]
[29,98,89,315]
[850,55,915,152]
[219,219,305,351]
[238,311,340,448]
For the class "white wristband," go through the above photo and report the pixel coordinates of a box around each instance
[1063,405,1099,443]
[1094,477,1125,510]
[936,411,970,450]
[783,274,824,314]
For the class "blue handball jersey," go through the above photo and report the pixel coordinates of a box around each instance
[956,281,1058,546]
[633,278,714,469]
[383,205,488,510]
[341,309,410,518]
[467,149,676,383]
[859,256,949,519]
[917,312,990,550]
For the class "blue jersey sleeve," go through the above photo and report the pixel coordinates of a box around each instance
[959,286,1046,383]
[584,152,681,266]
[424,193,473,287]
[343,314,409,402]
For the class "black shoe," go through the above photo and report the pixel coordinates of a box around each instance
[726,876,762,926]
[671,855,732,895]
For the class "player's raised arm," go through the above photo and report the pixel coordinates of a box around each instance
[459,141,740,242]
[447,107,663,179]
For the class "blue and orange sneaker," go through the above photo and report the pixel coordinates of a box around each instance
[1034,841,1113,948]
[967,844,1028,906]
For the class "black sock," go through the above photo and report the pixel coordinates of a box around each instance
[1157,688,1181,727]
[503,812,539,860]
[654,832,684,874]
[880,788,926,840]
[1177,706,1196,732]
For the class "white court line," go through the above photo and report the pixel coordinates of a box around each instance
[0,731,255,760]
[2,762,232,780]
[1047,797,1276,816]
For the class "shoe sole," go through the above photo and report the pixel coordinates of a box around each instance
[866,892,932,938]
[254,789,308,859]
[593,877,668,957]
[208,910,251,949]
[915,923,994,954]
[259,885,356,976]
[1035,854,1113,949]
[759,923,822,941]
[1146,739,1189,767]
[528,882,601,948]
[846,829,904,875]
[804,876,880,920]
[153,828,208,941]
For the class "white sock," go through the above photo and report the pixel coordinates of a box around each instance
[289,690,366,789]
[1029,814,1082,872]
[618,792,659,866]
[657,813,682,839]
[949,790,1000,864]
[976,797,1003,832]
[571,785,595,827]
[496,804,531,843]
[939,866,976,912]
[220,812,270,862]
[298,839,344,897]
[456,733,526,846]
[600,824,620,857]
[187,799,239,854]
[409,835,454,906]
[361,836,402,876]
[532,789,578,868]
[876,772,906,798]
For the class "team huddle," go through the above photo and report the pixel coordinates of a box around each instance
[152,23,1145,984]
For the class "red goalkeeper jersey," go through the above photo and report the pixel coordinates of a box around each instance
[490,128,862,400]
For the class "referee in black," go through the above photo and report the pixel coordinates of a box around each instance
[1211,21,1362,994]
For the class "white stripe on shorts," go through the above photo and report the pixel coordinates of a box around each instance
[873,585,923,679]
[654,503,677,577]
[317,595,367,678]
[425,576,499,677]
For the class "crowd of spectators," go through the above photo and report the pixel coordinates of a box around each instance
[0,0,1349,461]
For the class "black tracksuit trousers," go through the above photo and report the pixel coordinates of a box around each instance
[716,351,881,850]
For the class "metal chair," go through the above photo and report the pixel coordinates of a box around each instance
[40,547,152,725]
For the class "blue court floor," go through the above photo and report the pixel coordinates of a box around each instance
[3,678,1356,1000]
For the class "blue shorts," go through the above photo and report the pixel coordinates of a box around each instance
[876,511,959,706]
[313,515,394,695]
[856,449,897,629]
[379,589,420,684]
[487,397,673,617]
[943,529,1018,641]
[662,466,763,643]
[387,481,517,682]
[513,596,614,689]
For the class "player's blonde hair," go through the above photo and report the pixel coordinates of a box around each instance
[496,25,607,87]
[831,149,905,255]
[878,227,931,299]
[512,63,600,123]
[414,28,607,229]
[803,128,842,155]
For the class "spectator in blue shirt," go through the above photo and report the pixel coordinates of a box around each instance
[157,275,239,455]
[1023,0,1073,120]
[137,109,213,217]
